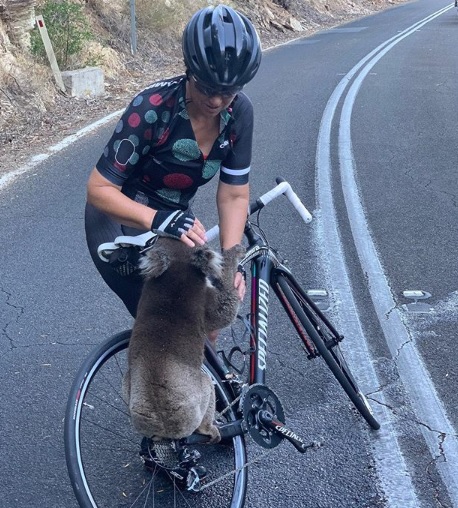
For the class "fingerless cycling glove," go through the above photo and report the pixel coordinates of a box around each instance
[151,210,195,239]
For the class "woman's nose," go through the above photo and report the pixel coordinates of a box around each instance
[208,95,224,106]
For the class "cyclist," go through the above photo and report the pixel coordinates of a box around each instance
[84,4,262,325]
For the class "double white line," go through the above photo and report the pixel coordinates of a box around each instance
[316,3,456,506]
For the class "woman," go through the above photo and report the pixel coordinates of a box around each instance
[85,4,262,319]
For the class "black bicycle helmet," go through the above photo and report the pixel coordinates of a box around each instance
[182,4,262,88]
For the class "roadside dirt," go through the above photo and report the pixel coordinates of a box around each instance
[0,0,403,177]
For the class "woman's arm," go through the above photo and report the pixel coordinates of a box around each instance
[216,181,249,249]
[87,168,206,246]
[216,181,249,300]
[87,168,156,230]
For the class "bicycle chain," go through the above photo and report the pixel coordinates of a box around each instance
[199,446,280,492]
[215,391,242,418]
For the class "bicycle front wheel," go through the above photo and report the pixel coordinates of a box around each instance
[64,330,247,508]
[275,274,380,430]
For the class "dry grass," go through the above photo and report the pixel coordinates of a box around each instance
[0,50,55,140]
[133,0,209,36]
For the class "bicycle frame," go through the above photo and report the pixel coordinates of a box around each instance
[240,223,333,385]
[65,179,380,508]
[200,178,380,445]
[198,218,327,450]
[247,243,277,385]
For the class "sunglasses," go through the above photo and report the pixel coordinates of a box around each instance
[192,76,242,98]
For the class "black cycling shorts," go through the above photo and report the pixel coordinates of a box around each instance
[85,203,146,318]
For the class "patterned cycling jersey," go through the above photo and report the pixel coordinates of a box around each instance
[96,75,253,211]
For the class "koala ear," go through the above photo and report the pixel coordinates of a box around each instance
[191,247,223,279]
[139,245,170,278]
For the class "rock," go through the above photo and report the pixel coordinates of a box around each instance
[0,0,35,49]
[287,16,303,31]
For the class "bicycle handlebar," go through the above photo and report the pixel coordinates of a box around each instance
[97,179,312,260]
[206,178,312,242]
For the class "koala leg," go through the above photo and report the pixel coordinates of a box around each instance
[195,376,221,444]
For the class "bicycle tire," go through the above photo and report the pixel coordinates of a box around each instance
[275,275,380,430]
[64,330,248,508]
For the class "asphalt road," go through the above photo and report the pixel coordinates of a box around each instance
[1,1,457,506]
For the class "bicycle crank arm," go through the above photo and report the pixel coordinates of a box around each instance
[257,410,314,453]
[181,420,246,446]
[218,419,247,440]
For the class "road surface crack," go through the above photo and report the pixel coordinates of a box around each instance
[1,287,24,350]
[426,432,452,508]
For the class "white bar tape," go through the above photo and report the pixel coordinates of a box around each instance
[260,182,312,223]
[206,225,220,242]
[259,181,289,206]
[284,187,313,223]
[97,231,157,262]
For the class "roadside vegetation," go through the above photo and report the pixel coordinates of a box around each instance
[0,0,401,167]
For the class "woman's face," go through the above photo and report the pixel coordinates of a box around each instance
[188,76,241,117]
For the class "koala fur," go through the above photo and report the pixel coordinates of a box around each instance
[123,237,245,443]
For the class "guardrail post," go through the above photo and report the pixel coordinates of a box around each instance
[35,15,66,93]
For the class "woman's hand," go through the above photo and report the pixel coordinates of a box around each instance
[151,210,207,247]
[181,217,207,247]
[234,270,246,301]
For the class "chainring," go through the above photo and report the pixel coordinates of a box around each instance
[240,384,285,449]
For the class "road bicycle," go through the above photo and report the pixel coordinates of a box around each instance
[64,178,380,508]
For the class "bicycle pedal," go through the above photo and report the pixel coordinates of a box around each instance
[169,465,207,492]
[185,466,207,492]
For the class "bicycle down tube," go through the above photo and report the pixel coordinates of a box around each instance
[248,246,274,385]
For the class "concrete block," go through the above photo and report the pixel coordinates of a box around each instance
[61,66,105,98]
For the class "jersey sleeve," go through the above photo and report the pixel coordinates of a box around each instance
[220,93,254,185]
[95,93,158,186]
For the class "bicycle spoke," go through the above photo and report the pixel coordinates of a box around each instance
[65,333,247,508]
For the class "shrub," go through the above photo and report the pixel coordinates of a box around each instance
[30,0,93,70]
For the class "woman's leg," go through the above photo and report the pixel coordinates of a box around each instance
[85,202,144,318]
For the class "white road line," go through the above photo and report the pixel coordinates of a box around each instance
[316,69,420,508]
[339,3,458,505]
[316,3,455,506]
[0,109,123,191]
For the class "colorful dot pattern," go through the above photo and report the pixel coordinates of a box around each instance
[96,75,253,211]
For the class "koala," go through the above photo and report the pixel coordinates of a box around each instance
[122,237,245,443]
